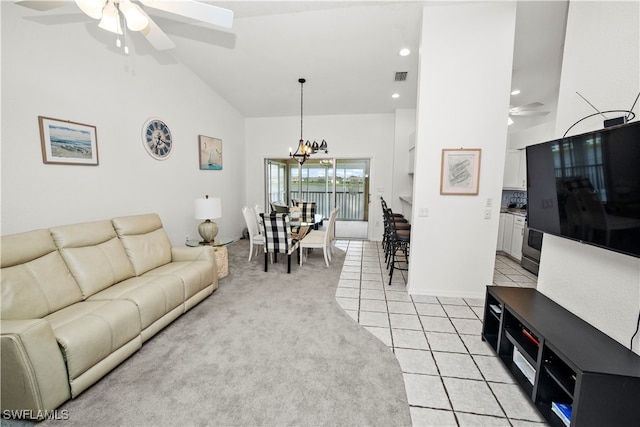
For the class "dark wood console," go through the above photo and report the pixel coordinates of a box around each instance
[482,286,640,427]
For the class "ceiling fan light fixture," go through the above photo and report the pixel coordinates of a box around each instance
[119,0,149,32]
[98,1,123,34]
[75,0,106,20]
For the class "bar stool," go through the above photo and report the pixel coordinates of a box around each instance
[384,208,410,286]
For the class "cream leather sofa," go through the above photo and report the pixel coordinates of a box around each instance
[1,213,217,418]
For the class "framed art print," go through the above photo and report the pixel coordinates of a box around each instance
[440,148,481,195]
[199,135,222,170]
[38,116,99,165]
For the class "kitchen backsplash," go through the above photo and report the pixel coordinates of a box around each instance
[502,190,527,209]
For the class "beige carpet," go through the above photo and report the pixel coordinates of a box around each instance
[31,239,411,426]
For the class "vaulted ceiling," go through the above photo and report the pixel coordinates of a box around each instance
[11,0,568,133]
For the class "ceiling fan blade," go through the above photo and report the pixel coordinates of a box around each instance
[14,0,67,11]
[138,10,176,50]
[510,101,544,113]
[510,110,550,117]
[139,0,233,29]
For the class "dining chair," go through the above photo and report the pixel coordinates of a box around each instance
[299,206,339,267]
[242,206,264,261]
[295,201,318,229]
[270,202,289,214]
[253,204,264,235]
[260,212,300,274]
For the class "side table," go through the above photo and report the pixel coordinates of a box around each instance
[186,237,236,279]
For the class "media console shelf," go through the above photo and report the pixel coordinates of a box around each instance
[482,286,640,427]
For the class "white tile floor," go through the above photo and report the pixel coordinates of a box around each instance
[334,240,548,427]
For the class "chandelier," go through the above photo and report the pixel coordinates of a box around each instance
[289,78,328,165]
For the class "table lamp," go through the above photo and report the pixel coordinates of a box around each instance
[195,195,222,244]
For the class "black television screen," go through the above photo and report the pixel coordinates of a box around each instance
[526,120,640,258]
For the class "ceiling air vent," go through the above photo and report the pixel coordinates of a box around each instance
[394,71,408,82]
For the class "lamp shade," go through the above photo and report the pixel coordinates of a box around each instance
[195,196,222,220]
[98,1,123,34]
[119,0,149,31]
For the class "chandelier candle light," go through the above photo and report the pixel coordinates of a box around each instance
[289,78,328,165]
[194,195,222,244]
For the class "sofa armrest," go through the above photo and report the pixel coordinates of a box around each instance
[1,319,71,417]
[171,245,218,281]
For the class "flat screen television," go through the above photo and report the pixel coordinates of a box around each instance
[526,120,640,258]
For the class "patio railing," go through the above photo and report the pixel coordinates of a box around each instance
[269,191,366,221]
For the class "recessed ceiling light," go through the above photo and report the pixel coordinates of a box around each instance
[511,89,521,95]
[399,48,411,57]
[392,93,400,99]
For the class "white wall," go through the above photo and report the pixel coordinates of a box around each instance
[408,1,516,298]
[508,121,556,150]
[537,1,640,353]
[245,113,395,240]
[1,2,246,245]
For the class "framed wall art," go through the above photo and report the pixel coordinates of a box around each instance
[38,116,99,165]
[440,148,481,195]
[199,135,222,170]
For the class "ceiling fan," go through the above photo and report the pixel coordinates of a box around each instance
[508,102,550,125]
[15,0,234,51]
[509,102,551,117]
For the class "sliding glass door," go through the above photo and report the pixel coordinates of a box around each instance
[264,158,370,239]
[334,159,370,239]
[290,159,335,219]
[266,160,287,205]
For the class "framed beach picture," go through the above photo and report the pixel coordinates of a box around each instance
[38,116,99,165]
[440,148,481,195]
[199,135,222,170]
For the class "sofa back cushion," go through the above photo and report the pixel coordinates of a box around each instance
[50,220,136,298]
[111,213,172,275]
[1,229,83,319]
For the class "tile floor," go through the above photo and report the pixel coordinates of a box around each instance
[333,240,547,427]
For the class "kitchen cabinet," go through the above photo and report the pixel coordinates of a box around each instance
[510,215,525,261]
[498,212,525,261]
[501,213,514,255]
[503,149,527,190]
[497,213,506,251]
[408,147,415,175]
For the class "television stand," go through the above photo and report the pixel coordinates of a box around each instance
[482,286,640,427]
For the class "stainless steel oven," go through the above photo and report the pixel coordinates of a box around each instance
[521,221,542,275]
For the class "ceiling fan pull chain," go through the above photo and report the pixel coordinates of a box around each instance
[122,12,129,55]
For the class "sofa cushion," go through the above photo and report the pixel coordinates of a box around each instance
[50,221,136,298]
[1,230,82,319]
[45,300,141,381]
[88,275,185,330]
[143,260,215,301]
[111,214,172,276]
